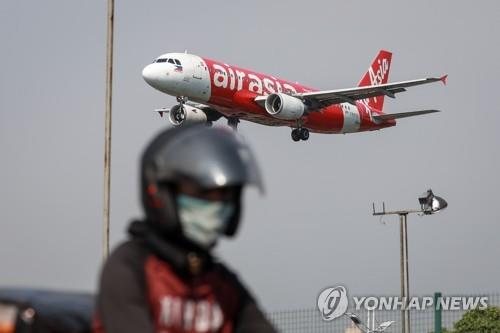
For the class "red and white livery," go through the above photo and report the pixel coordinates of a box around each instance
[142,50,447,142]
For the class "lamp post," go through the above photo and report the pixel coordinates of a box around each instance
[372,189,447,333]
[345,312,395,333]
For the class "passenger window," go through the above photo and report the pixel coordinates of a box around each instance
[168,59,175,64]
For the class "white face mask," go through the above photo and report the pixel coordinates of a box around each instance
[176,194,235,249]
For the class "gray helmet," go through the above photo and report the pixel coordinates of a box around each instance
[141,125,263,237]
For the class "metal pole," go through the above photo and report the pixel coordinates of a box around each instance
[403,214,410,333]
[434,292,442,333]
[103,0,114,260]
[399,214,406,333]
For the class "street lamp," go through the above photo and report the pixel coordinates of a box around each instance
[345,312,395,333]
[372,189,447,333]
[418,189,448,215]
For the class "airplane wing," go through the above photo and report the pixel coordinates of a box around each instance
[185,102,224,121]
[155,102,224,121]
[295,75,448,110]
[186,101,212,110]
[154,108,170,118]
[372,109,440,122]
[291,75,447,110]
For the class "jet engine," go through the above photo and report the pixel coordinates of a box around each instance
[169,104,208,127]
[264,93,306,120]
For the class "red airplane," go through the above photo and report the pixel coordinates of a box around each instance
[142,50,446,142]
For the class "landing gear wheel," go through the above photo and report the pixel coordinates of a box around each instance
[291,128,309,141]
[291,129,301,142]
[228,117,240,130]
[299,128,309,141]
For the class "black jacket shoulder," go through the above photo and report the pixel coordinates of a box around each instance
[96,239,155,333]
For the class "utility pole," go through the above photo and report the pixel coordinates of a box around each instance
[103,0,115,260]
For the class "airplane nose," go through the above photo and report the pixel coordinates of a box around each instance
[142,64,157,85]
[142,63,173,93]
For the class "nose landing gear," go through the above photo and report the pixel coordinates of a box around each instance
[174,96,188,122]
[173,96,191,122]
[291,127,309,142]
[176,96,188,104]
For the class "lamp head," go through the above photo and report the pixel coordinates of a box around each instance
[418,189,448,214]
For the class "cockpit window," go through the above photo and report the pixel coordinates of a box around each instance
[174,59,181,65]
[168,59,175,64]
[156,58,168,63]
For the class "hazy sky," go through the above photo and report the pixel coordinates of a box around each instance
[1,1,499,311]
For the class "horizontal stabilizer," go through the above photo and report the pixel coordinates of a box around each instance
[372,109,440,121]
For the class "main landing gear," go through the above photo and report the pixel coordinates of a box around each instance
[227,117,239,130]
[291,127,309,142]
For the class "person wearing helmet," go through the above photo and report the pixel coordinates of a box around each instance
[94,125,277,333]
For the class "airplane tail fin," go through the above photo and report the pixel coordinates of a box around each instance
[357,50,393,111]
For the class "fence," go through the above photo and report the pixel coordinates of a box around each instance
[266,293,500,333]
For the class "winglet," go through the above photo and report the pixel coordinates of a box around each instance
[440,74,448,85]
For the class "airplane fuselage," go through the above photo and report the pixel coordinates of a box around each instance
[142,52,395,134]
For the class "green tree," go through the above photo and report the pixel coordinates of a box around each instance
[453,306,500,333]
